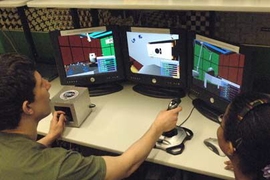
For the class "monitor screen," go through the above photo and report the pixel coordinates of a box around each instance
[122,27,187,98]
[188,33,254,122]
[50,26,125,96]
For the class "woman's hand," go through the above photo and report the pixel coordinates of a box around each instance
[224,160,234,171]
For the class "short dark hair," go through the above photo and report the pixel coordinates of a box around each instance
[224,92,270,179]
[0,53,36,130]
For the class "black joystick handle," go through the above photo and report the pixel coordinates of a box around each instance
[167,98,181,110]
[162,98,181,137]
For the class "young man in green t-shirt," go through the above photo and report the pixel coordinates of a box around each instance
[0,53,182,180]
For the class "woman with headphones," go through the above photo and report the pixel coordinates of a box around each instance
[217,92,270,180]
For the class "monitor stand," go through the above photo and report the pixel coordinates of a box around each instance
[83,83,123,97]
[192,98,223,124]
[133,84,186,99]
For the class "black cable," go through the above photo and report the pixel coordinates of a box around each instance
[177,90,197,127]
[178,106,195,127]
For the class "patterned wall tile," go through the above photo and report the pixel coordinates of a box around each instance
[214,12,270,46]
[0,8,23,30]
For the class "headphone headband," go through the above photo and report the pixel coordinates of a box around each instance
[238,99,269,120]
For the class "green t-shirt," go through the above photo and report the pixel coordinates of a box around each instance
[0,132,106,180]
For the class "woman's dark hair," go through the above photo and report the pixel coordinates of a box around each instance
[0,53,36,130]
[224,92,270,179]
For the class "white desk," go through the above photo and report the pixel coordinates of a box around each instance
[0,0,29,8]
[38,78,234,180]
[27,0,270,12]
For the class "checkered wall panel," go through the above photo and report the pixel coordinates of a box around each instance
[214,12,270,46]
[98,10,211,35]
[0,8,23,30]
[77,9,93,28]
[26,8,74,31]
[2,7,270,46]
[1,8,212,36]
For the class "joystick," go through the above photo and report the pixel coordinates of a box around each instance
[155,98,193,155]
[162,98,181,137]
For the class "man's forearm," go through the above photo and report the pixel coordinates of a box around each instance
[37,134,57,147]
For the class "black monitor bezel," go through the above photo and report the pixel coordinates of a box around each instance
[121,26,188,96]
[50,26,125,88]
[187,32,254,113]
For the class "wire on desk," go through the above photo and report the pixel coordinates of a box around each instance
[177,91,196,127]
[178,106,195,127]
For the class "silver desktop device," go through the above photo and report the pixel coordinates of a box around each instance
[50,86,92,127]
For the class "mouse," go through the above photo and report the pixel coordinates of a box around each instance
[203,137,226,157]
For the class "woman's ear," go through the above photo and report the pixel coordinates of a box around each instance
[22,101,34,115]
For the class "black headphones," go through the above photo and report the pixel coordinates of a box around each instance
[237,98,270,121]
[231,95,270,151]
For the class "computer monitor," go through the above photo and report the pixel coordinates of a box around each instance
[50,26,125,96]
[121,26,187,98]
[187,33,254,122]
